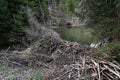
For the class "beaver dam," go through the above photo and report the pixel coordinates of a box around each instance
[0,7,120,80]
[0,26,120,80]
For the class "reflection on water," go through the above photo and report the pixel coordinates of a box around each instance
[55,28,99,44]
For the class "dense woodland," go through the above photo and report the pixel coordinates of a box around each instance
[0,0,120,80]
[0,0,120,42]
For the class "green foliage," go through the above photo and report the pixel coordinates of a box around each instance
[27,0,49,21]
[110,42,120,62]
[99,42,120,62]
[0,0,26,43]
[80,0,120,62]
[8,0,26,42]
[88,0,116,21]
[0,0,10,43]
[0,0,79,44]
[59,0,78,16]
[0,0,49,44]
[77,0,120,42]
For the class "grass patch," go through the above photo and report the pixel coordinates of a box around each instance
[28,72,42,80]
[0,62,11,72]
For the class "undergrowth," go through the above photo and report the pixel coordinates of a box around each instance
[99,41,120,62]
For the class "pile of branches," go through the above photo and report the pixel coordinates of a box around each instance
[0,7,119,80]
[25,40,120,80]
[0,41,120,80]
[44,56,120,80]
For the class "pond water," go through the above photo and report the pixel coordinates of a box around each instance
[55,27,99,45]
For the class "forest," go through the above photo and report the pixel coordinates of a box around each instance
[0,0,120,80]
